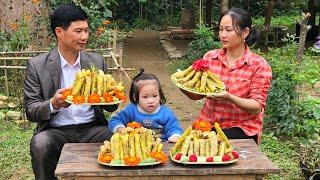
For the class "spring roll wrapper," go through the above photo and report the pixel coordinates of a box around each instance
[199,139,206,156]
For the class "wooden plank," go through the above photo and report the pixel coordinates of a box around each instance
[55,139,280,178]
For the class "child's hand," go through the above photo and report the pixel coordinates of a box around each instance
[116,127,126,134]
[168,135,180,143]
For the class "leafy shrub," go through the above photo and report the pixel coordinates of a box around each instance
[166,24,220,73]
[299,139,320,179]
[185,24,220,61]
[259,36,320,137]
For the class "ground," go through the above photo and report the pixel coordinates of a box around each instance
[120,30,203,129]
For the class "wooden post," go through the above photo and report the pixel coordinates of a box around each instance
[296,12,311,62]
[4,59,9,96]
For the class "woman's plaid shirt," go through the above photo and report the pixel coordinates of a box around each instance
[198,47,272,143]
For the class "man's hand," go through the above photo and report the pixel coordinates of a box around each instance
[51,88,71,110]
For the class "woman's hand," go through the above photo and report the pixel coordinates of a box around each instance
[180,89,204,100]
[207,90,230,101]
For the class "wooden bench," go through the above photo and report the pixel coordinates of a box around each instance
[55,139,280,180]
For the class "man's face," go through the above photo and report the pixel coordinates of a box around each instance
[56,20,89,53]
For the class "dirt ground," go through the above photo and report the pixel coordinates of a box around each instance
[120,30,203,129]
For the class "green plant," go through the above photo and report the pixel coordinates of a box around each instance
[3,20,31,51]
[185,24,220,61]
[259,34,320,137]
[261,133,302,179]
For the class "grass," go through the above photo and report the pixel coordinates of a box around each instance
[0,120,34,180]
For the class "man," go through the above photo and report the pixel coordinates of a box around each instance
[24,4,117,180]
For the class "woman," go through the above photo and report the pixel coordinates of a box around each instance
[182,8,272,144]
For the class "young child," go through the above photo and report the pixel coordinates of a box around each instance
[108,69,183,142]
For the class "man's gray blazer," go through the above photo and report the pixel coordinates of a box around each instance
[24,47,117,133]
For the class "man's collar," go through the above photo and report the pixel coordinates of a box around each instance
[58,48,81,68]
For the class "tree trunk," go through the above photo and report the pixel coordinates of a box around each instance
[264,0,276,29]
[205,0,213,27]
[296,12,311,62]
[221,0,229,13]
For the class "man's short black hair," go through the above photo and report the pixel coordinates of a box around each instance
[50,4,88,37]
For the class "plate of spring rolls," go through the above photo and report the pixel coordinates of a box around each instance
[62,67,126,105]
[171,65,225,96]
[169,121,239,165]
[97,123,168,167]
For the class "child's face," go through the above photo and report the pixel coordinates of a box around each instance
[138,81,160,113]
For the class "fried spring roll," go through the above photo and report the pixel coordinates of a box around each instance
[152,138,162,152]
[90,72,97,94]
[181,135,192,155]
[206,78,217,93]
[97,70,104,96]
[83,76,92,97]
[207,70,225,89]
[72,70,85,95]
[121,134,129,157]
[129,134,135,157]
[183,71,201,88]
[187,141,194,156]
[218,141,226,156]
[209,132,218,156]
[146,129,153,153]
[134,133,143,159]
[178,69,196,83]
[205,139,210,157]
[199,71,208,92]
[140,131,148,159]
[174,66,193,79]
[171,127,192,154]
[193,138,200,156]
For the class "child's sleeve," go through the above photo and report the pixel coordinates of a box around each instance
[163,107,183,140]
[108,104,134,133]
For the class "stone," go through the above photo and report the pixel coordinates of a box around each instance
[0,95,8,101]
[0,101,7,108]
[8,102,19,108]
[0,111,5,121]
[6,110,22,120]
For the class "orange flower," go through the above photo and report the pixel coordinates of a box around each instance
[103,92,113,103]
[73,95,85,104]
[88,93,101,103]
[99,153,112,163]
[23,15,32,21]
[127,122,142,129]
[192,120,212,132]
[10,23,18,31]
[97,27,105,32]
[124,156,140,166]
[150,151,168,164]
[102,20,111,26]
[61,89,72,100]
[114,90,126,102]
[32,0,41,4]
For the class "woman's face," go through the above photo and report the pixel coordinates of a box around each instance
[218,15,246,49]
[138,81,160,113]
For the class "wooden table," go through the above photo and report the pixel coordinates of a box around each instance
[55,139,280,180]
